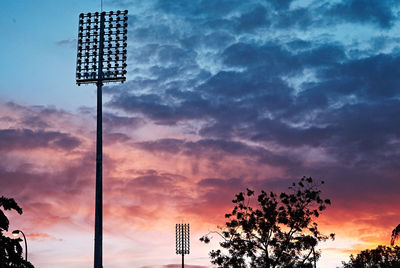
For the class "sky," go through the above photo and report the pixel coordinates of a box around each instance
[1,0,400,267]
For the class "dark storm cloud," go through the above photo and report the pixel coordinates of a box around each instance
[298,44,346,67]
[200,31,235,49]
[234,5,270,32]
[198,70,290,98]
[0,153,93,196]
[156,0,243,18]
[247,99,400,164]
[6,101,67,117]
[0,129,81,151]
[267,0,294,10]
[286,39,312,51]
[185,177,245,216]
[222,42,300,72]
[320,53,400,99]
[122,173,184,193]
[274,6,316,29]
[106,0,400,185]
[271,0,399,30]
[0,150,97,231]
[222,41,349,73]
[246,118,330,147]
[20,115,50,129]
[136,138,300,168]
[109,93,187,124]
[103,112,144,129]
[103,132,131,145]
[135,138,183,154]
[316,101,400,163]
[328,0,398,28]
[156,45,196,65]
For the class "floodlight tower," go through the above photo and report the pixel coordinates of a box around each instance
[176,223,190,268]
[76,10,128,268]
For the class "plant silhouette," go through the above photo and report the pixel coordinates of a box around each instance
[342,245,400,267]
[391,224,400,247]
[341,225,400,267]
[200,177,334,268]
[0,196,34,268]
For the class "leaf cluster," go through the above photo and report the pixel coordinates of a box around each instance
[0,196,34,268]
[200,177,334,268]
[391,224,400,247]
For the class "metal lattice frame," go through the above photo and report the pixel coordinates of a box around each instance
[176,223,190,255]
[76,10,128,85]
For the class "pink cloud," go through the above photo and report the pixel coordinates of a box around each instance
[1,101,400,267]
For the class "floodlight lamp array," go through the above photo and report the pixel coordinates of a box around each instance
[76,10,128,85]
[176,223,190,255]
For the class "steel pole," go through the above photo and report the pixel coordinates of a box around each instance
[181,225,184,268]
[94,11,105,268]
[313,246,316,268]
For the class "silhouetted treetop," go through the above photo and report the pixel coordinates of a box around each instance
[342,245,400,268]
[0,197,22,233]
[391,224,400,247]
[0,196,34,268]
[200,176,334,268]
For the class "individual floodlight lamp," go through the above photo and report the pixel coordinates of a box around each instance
[176,223,190,268]
[75,10,128,268]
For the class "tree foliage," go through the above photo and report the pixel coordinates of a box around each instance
[0,196,34,268]
[391,224,400,247]
[200,177,334,268]
[342,245,400,268]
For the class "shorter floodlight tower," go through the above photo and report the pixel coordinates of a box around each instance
[76,9,128,268]
[176,223,190,268]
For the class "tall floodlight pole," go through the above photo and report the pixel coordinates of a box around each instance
[76,10,128,268]
[176,223,190,268]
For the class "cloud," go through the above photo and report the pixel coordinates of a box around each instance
[0,129,81,151]
[328,0,397,28]
[25,232,58,241]
[104,132,131,145]
[135,138,300,169]
[103,112,145,129]
[20,115,50,129]
[320,53,400,99]
[104,0,400,189]
[222,42,300,72]
[234,5,270,32]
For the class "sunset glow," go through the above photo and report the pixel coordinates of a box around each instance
[1,0,400,267]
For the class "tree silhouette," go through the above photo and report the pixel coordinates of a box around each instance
[342,245,400,268]
[391,224,400,247]
[200,177,334,268]
[341,226,400,267]
[0,196,34,268]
